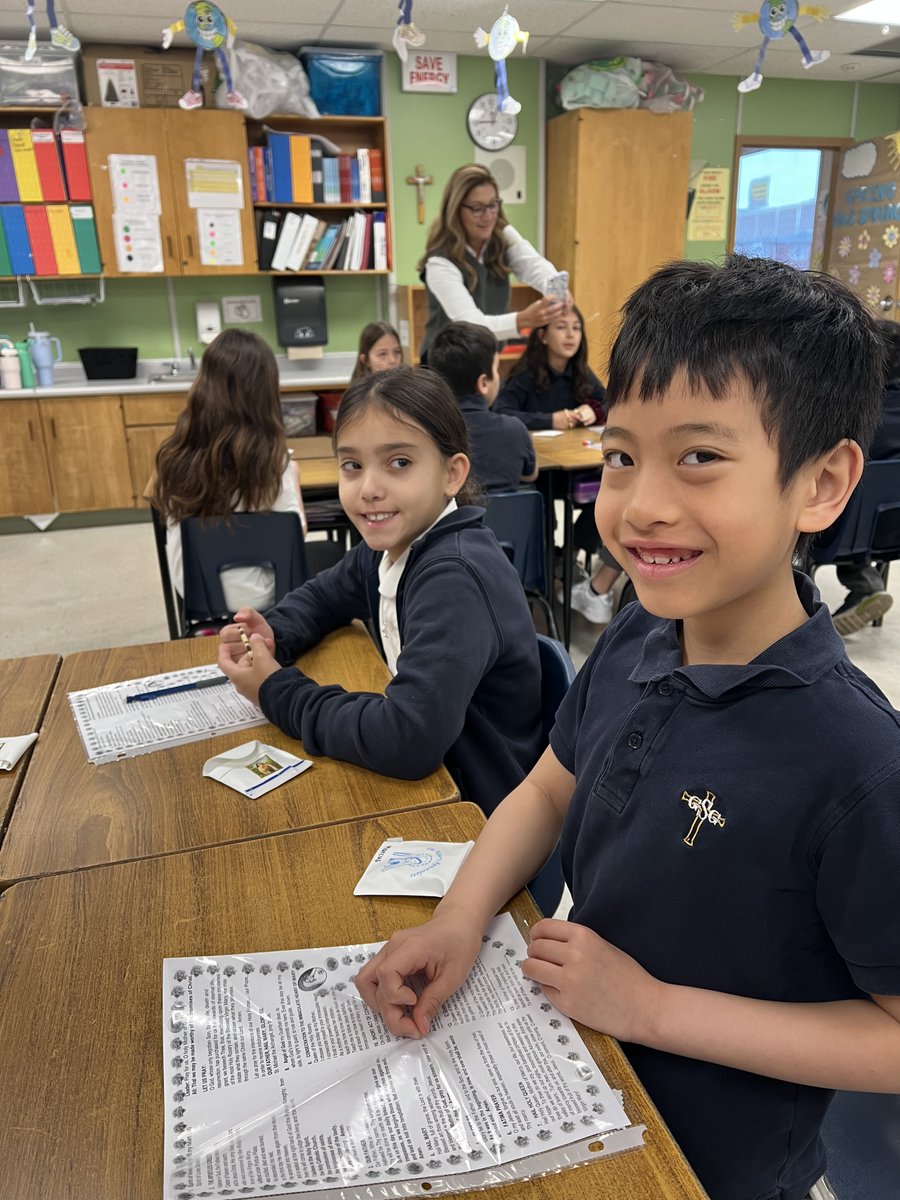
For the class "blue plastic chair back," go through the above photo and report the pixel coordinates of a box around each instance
[528,634,577,917]
[820,1091,900,1200]
[811,459,900,566]
[180,512,308,632]
[482,488,548,595]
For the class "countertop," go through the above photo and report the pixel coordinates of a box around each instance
[0,353,357,398]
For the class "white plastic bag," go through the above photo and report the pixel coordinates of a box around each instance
[215,40,319,119]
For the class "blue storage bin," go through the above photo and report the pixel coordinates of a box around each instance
[300,47,382,116]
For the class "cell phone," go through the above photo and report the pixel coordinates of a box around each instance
[545,271,569,304]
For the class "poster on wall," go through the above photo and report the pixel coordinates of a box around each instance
[401,50,457,93]
[687,167,730,242]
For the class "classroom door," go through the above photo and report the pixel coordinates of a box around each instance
[826,133,900,321]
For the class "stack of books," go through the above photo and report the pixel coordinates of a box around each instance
[248,132,386,206]
[0,128,100,275]
[258,209,389,273]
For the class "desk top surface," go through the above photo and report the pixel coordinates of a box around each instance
[0,802,706,1200]
[532,429,605,472]
[0,627,458,883]
[0,653,60,830]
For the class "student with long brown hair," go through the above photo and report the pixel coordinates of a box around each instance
[349,320,403,383]
[151,328,306,613]
[418,162,568,360]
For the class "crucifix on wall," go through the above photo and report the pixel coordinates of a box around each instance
[406,164,433,224]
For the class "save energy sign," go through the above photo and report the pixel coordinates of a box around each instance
[402,52,457,93]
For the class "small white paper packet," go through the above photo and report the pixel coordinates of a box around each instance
[0,732,38,771]
[202,739,311,798]
[354,837,475,897]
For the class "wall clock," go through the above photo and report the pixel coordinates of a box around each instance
[466,92,517,152]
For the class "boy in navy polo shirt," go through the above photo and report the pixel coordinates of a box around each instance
[357,256,900,1200]
[429,321,538,492]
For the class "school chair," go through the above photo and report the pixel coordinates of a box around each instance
[482,488,559,640]
[150,504,182,641]
[179,511,309,637]
[813,1090,900,1200]
[804,458,900,625]
[526,633,577,917]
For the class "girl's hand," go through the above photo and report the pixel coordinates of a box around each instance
[552,409,576,431]
[516,296,564,333]
[522,919,664,1043]
[575,405,596,426]
[219,609,275,664]
[217,632,280,706]
[355,914,483,1038]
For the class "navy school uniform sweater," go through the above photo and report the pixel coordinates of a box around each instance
[456,393,536,492]
[495,362,607,430]
[259,506,543,813]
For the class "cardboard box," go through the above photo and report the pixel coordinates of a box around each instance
[81,43,208,108]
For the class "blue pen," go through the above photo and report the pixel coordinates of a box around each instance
[125,676,230,703]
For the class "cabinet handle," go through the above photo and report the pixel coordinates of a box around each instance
[187,234,195,259]
[166,235,174,258]
[50,417,57,439]
[28,418,35,441]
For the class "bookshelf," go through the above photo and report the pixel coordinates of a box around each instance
[396,282,541,371]
[245,114,392,276]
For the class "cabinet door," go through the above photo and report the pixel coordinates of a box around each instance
[40,396,134,511]
[0,400,54,517]
[84,108,181,276]
[164,110,258,275]
[127,424,175,509]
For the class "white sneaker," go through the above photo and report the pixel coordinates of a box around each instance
[803,50,830,69]
[50,24,80,52]
[178,89,203,110]
[569,579,614,624]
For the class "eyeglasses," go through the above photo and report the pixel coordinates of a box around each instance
[460,201,501,217]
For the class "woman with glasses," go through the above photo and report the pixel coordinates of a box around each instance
[418,163,569,361]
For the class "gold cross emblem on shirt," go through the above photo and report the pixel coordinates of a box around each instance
[681,790,726,847]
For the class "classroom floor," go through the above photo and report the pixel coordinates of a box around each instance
[3,521,900,706]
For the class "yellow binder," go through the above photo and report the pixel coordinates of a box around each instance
[8,129,42,203]
[46,204,81,274]
[289,135,313,205]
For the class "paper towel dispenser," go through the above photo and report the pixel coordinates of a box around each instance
[273,278,328,348]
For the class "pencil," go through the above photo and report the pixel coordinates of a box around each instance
[239,626,254,663]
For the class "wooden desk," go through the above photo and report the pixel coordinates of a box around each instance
[0,802,706,1200]
[296,455,340,491]
[0,627,458,883]
[0,654,60,836]
[533,430,605,648]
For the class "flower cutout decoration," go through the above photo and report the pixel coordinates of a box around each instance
[858,230,871,250]
[869,249,882,269]
[848,265,861,285]
[884,262,896,284]
[838,236,852,258]
[865,285,881,308]
[884,225,899,249]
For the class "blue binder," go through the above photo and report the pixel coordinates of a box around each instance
[0,205,34,275]
[267,133,293,204]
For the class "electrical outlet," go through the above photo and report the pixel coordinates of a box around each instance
[222,295,263,324]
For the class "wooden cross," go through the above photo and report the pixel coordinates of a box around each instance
[681,789,726,847]
[406,164,433,224]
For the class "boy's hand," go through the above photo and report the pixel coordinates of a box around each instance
[523,919,664,1043]
[219,609,275,664]
[355,915,483,1039]
[217,632,280,707]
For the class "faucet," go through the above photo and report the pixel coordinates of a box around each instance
[187,346,197,370]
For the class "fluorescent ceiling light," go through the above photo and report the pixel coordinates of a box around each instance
[835,1,900,24]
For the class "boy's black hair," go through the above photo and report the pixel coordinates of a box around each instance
[428,321,498,397]
[607,255,886,488]
[876,318,900,384]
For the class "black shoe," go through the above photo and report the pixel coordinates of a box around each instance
[832,590,893,635]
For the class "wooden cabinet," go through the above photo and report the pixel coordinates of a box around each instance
[247,114,391,276]
[122,392,185,508]
[0,399,55,515]
[41,395,133,510]
[84,108,257,277]
[396,282,541,369]
[546,109,693,379]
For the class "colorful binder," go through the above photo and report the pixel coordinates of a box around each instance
[0,205,35,275]
[0,130,20,202]
[289,134,313,205]
[59,130,92,202]
[0,218,12,276]
[267,133,293,204]
[310,144,324,203]
[31,131,66,202]
[46,204,80,274]
[8,130,42,203]
[70,205,102,273]
[23,206,58,275]
[369,149,386,204]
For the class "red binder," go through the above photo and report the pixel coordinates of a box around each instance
[23,205,58,275]
[59,129,92,202]
[31,131,66,201]
[337,154,353,203]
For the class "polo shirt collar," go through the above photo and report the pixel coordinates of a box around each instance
[629,571,847,698]
[378,498,459,600]
[458,392,489,414]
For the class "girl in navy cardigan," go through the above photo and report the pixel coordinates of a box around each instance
[218,365,543,813]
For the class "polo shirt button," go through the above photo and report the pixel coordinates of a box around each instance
[627,731,643,749]
[658,680,673,696]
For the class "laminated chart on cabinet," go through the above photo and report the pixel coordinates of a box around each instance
[161,912,644,1200]
[185,158,245,267]
[108,153,163,271]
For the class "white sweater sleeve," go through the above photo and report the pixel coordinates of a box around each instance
[501,224,559,292]
[423,256,520,341]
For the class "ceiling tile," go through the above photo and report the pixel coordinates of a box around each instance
[540,37,740,70]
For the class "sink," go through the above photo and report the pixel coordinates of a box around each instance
[146,371,198,385]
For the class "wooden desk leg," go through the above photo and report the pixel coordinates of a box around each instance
[563,489,575,649]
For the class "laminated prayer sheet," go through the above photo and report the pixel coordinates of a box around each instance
[162,913,644,1200]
